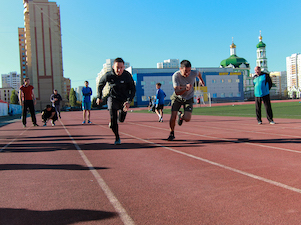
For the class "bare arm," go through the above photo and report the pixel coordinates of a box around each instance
[19,90,23,106]
[198,72,205,86]
[174,84,192,95]
[32,90,36,105]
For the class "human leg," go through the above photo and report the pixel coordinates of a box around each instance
[262,95,274,123]
[118,109,127,123]
[22,102,28,126]
[28,100,37,125]
[110,109,120,142]
[255,97,262,123]
[82,110,86,123]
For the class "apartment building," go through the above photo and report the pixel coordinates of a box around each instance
[19,0,67,110]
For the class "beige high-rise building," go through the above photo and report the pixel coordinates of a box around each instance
[18,0,67,110]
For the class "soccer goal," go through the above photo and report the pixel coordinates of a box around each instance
[194,91,211,107]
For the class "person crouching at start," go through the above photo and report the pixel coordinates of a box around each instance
[42,105,58,126]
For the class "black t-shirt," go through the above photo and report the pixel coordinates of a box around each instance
[43,107,56,118]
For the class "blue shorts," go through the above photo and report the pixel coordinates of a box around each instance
[82,102,91,110]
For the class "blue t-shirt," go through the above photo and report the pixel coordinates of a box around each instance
[82,87,92,103]
[155,88,166,105]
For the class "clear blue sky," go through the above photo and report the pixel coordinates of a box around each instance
[1,0,301,97]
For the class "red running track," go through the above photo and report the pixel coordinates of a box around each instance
[1,110,301,224]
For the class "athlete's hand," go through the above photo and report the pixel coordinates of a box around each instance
[186,83,192,91]
[123,101,130,112]
[96,98,103,105]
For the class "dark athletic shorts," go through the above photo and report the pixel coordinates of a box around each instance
[170,93,193,112]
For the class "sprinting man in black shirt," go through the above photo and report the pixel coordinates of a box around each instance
[97,58,136,145]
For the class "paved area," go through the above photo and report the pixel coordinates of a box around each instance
[1,109,301,224]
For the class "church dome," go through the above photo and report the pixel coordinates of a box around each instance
[220,54,249,68]
[256,41,266,48]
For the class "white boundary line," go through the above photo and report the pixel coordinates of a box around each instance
[0,129,28,152]
[121,131,301,195]
[128,122,301,154]
[60,122,135,225]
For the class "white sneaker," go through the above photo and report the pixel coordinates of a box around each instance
[269,121,275,125]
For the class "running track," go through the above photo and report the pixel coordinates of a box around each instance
[1,109,301,224]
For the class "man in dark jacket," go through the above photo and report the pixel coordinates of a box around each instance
[41,105,58,126]
[96,58,136,145]
[50,89,62,118]
[253,66,275,125]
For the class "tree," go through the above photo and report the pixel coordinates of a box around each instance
[10,89,19,104]
[69,88,77,107]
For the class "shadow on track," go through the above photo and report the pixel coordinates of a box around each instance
[0,208,117,225]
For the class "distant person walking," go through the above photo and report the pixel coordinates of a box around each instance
[50,89,62,118]
[42,105,58,126]
[253,66,275,125]
[148,96,153,112]
[82,81,92,124]
[154,83,166,122]
[167,60,204,141]
[19,78,38,127]
[97,57,136,145]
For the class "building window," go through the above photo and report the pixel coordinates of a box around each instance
[142,96,147,101]
[220,79,224,83]
[212,93,217,98]
[228,79,232,83]
[141,81,145,85]
[236,79,240,83]
[151,81,155,85]
[212,79,216,83]
[237,93,241,97]
[221,93,225,98]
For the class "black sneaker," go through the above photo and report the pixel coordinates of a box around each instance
[177,111,183,126]
[167,133,175,141]
[33,124,39,126]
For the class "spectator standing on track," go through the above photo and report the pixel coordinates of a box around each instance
[154,83,166,122]
[42,105,58,126]
[167,60,204,141]
[82,81,93,124]
[253,66,275,125]
[50,89,62,119]
[96,57,136,145]
[19,77,39,128]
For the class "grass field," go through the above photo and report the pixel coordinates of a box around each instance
[136,101,301,119]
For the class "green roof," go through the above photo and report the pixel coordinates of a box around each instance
[256,41,266,48]
[220,55,249,68]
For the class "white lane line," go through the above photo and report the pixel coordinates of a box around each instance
[0,129,28,152]
[128,122,301,154]
[121,132,301,195]
[61,122,135,225]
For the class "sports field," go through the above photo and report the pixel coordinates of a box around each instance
[137,100,301,119]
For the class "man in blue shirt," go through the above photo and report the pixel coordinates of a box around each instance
[82,81,92,124]
[253,66,275,125]
[154,83,166,122]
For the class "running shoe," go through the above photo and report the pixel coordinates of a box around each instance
[33,123,39,126]
[88,120,92,124]
[167,133,175,141]
[114,139,121,145]
[258,121,262,125]
[51,121,55,126]
[43,122,47,127]
[177,111,183,126]
[269,121,275,125]
[82,121,85,124]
